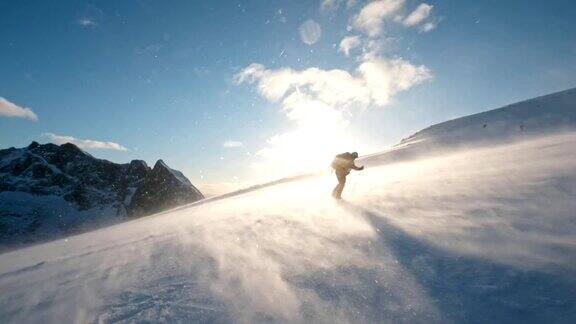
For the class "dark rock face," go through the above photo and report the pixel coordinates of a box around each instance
[128,160,204,217]
[0,142,203,248]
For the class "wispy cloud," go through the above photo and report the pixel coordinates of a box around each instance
[353,0,405,37]
[223,141,243,148]
[234,56,430,174]
[419,21,437,33]
[78,18,97,27]
[338,35,361,56]
[352,1,437,37]
[320,0,356,13]
[0,97,38,121]
[42,133,128,151]
[403,3,433,27]
[235,57,431,109]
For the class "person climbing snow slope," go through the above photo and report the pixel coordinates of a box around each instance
[331,152,364,199]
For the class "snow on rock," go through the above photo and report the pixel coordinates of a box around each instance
[0,132,575,323]
[128,159,204,217]
[0,143,204,250]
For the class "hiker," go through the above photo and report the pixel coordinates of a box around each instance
[331,152,364,199]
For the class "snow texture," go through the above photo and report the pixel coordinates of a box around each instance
[361,88,576,167]
[0,131,575,323]
[1,88,575,323]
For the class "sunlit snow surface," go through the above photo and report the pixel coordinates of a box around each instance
[1,133,576,323]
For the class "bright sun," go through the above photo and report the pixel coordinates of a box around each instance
[253,123,363,179]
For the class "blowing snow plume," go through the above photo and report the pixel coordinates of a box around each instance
[2,0,576,322]
[1,131,575,323]
[361,87,576,167]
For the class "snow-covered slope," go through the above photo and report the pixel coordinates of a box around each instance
[403,87,576,144]
[1,132,575,323]
[0,142,204,250]
[1,89,575,323]
[362,87,576,166]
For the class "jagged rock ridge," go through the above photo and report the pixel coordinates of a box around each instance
[129,159,204,216]
[0,142,203,248]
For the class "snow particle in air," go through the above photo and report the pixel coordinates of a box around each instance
[299,20,322,45]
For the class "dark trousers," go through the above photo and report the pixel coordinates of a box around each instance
[332,171,347,198]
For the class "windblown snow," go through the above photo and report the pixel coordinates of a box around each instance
[1,89,576,323]
[1,131,575,323]
[361,87,576,167]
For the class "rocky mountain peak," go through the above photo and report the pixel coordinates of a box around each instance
[150,159,192,187]
[27,141,40,149]
[59,142,85,154]
[127,157,203,217]
[0,142,204,248]
[154,159,167,169]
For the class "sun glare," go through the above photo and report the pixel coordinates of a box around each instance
[252,123,363,179]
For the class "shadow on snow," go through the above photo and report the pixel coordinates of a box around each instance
[338,200,576,324]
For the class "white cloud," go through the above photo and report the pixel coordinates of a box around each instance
[235,56,431,175]
[419,21,437,33]
[0,97,38,121]
[353,0,405,37]
[235,63,371,112]
[357,57,432,105]
[298,20,322,45]
[320,0,357,13]
[223,141,244,148]
[403,3,433,27]
[42,133,128,151]
[393,14,405,23]
[235,57,431,110]
[338,35,361,56]
[78,18,97,27]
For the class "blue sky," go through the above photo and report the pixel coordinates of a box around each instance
[1,0,575,191]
